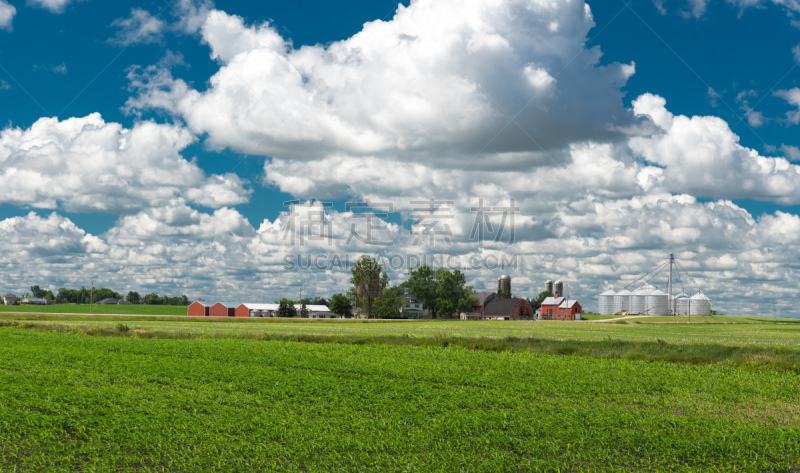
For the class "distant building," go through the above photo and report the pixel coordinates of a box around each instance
[209,302,237,317]
[540,297,582,321]
[20,297,49,305]
[399,294,428,319]
[463,292,534,320]
[234,303,331,318]
[3,293,17,306]
[188,301,212,317]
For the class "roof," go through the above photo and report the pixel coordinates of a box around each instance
[483,297,526,316]
[599,290,616,296]
[541,296,565,306]
[498,274,511,280]
[558,299,580,309]
[2,293,15,298]
[471,292,495,306]
[402,294,421,304]
[690,291,710,301]
[190,301,213,307]
[237,303,330,312]
[97,298,118,304]
[213,302,239,308]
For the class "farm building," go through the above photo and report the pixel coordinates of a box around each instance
[20,297,52,305]
[97,298,133,305]
[234,303,332,318]
[2,293,16,305]
[399,294,428,319]
[540,297,582,321]
[209,302,237,317]
[463,292,534,320]
[188,301,212,317]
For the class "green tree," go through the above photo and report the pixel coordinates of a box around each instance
[30,285,46,298]
[373,287,403,319]
[127,291,141,303]
[329,293,353,318]
[402,266,474,318]
[278,298,297,317]
[350,255,388,318]
[144,293,164,305]
[300,301,309,318]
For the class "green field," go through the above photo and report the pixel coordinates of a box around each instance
[1,315,799,471]
[0,304,188,315]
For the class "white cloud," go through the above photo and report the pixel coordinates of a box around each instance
[172,0,214,35]
[27,0,81,14]
[682,0,709,18]
[0,80,10,90]
[127,0,643,163]
[630,93,800,204]
[0,0,16,30]
[0,113,250,212]
[774,87,800,125]
[110,8,166,46]
[52,62,67,74]
[793,44,800,64]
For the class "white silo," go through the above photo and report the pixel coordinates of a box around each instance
[630,284,655,314]
[675,293,690,315]
[646,288,669,315]
[613,289,632,314]
[598,290,616,315]
[689,291,712,316]
[545,280,553,294]
[554,280,564,297]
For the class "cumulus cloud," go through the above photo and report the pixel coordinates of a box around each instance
[127,0,643,164]
[0,113,250,212]
[629,93,800,204]
[0,0,15,31]
[172,0,213,34]
[110,8,166,46]
[27,0,82,14]
[774,87,800,125]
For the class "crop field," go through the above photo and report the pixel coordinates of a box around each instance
[1,326,800,472]
[0,304,188,316]
[3,312,800,348]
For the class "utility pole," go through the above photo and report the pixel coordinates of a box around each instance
[774,302,777,319]
[667,253,674,315]
[90,280,93,315]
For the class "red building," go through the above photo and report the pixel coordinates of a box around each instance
[540,297,582,321]
[209,302,237,317]
[187,301,211,317]
[465,292,534,320]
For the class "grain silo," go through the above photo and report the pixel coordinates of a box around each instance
[689,291,712,315]
[674,293,690,315]
[598,290,616,315]
[554,280,564,297]
[497,275,511,296]
[545,280,553,294]
[630,284,654,314]
[613,289,632,314]
[646,288,669,315]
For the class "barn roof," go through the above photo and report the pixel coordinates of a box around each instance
[559,299,580,309]
[190,301,213,307]
[471,292,496,306]
[483,297,525,316]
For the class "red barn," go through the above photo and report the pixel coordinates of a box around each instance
[209,302,237,317]
[187,301,212,317]
[540,297,582,321]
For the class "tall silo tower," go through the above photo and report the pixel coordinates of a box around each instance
[545,280,553,294]
[497,275,511,297]
[554,280,564,298]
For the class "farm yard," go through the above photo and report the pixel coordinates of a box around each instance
[1,314,799,471]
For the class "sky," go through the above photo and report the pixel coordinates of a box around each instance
[0,0,799,315]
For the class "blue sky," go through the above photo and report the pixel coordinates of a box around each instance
[0,0,799,314]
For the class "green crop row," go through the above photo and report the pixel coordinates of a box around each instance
[1,327,799,471]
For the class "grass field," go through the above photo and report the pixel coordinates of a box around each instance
[1,315,799,471]
[0,304,188,315]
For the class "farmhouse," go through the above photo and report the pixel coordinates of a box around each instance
[540,297,582,321]
[399,294,428,319]
[2,293,16,306]
[20,297,52,305]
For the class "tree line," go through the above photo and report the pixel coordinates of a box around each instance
[20,286,190,306]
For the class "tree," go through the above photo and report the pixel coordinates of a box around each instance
[350,255,388,318]
[30,285,46,298]
[300,301,309,318]
[373,287,403,319]
[126,291,141,303]
[529,291,554,311]
[278,298,297,318]
[301,296,328,306]
[329,293,353,318]
[402,266,474,318]
[144,293,164,305]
